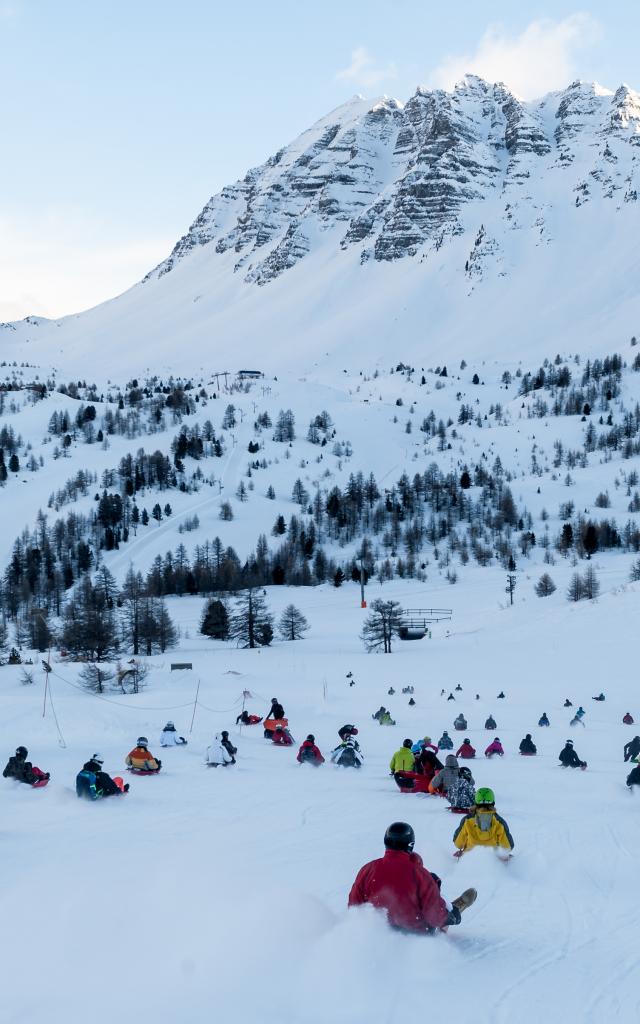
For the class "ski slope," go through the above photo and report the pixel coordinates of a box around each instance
[2,579,639,1023]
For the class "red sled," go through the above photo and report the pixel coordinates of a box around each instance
[32,778,49,788]
[394,771,432,794]
[31,767,49,788]
[113,776,127,793]
[448,807,468,814]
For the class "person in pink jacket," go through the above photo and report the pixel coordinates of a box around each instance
[485,738,504,758]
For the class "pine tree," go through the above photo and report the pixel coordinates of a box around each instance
[535,573,557,597]
[219,501,234,520]
[200,598,230,640]
[278,604,310,641]
[567,573,584,603]
[229,588,273,648]
[333,568,345,588]
[582,565,600,600]
[79,662,114,693]
[61,576,118,660]
[361,599,403,653]
[120,566,145,655]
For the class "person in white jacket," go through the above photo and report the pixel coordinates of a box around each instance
[206,732,236,767]
[160,721,188,747]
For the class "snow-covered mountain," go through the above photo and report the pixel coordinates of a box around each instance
[3,75,640,377]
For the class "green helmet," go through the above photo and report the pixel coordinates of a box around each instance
[475,787,495,806]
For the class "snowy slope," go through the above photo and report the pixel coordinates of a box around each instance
[2,579,640,1023]
[2,77,640,379]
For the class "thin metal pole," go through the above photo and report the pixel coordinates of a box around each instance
[189,677,201,734]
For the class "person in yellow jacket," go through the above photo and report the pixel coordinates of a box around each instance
[453,788,514,855]
[390,739,415,774]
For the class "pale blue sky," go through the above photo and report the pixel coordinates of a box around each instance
[1,0,638,319]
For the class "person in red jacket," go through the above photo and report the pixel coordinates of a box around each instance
[271,725,294,746]
[456,738,476,759]
[348,822,462,933]
[297,734,325,765]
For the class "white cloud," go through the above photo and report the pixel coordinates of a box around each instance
[0,208,173,322]
[336,46,397,89]
[429,14,601,100]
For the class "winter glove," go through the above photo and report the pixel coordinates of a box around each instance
[445,906,462,926]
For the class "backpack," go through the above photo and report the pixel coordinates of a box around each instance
[339,746,358,767]
[76,769,100,800]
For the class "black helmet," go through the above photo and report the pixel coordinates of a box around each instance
[16,746,28,758]
[566,739,573,746]
[403,738,412,748]
[137,736,148,747]
[221,730,229,739]
[384,821,415,853]
[271,697,278,703]
[307,734,315,742]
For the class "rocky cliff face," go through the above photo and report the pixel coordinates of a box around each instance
[146,76,640,287]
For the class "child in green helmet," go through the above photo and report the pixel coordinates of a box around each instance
[452,788,514,856]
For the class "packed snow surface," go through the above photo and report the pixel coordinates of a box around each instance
[2,579,639,1023]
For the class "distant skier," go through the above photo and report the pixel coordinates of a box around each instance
[408,697,416,706]
[559,740,586,769]
[402,686,414,695]
[126,738,161,773]
[390,739,415,775]
[453,714,467,731]
[236,710,262,726]
[484,738,504,758]
[592,693,605,702]
[388,687,395,695]
[622,713,634,726]
[564,699,573,707]
[348,822,473,933]
[372,706,387,722]
[297,734,324,765]
[447,693,456,701]
[438,730,454,750]
[207,733,236,766]
[497,691,506,699]
[455,684,463,692]
[627,764,640,788]
[160,721,187,747]
[519,734,537,756]
[456,738,476,759]
[623,736,640,762]
[538,713,550,727]
[453,788,514,856]
[331,736,363,768]
[484,715,497,730]
[3,746,49,786]
[338,724,359,742]
[76,754,128,799]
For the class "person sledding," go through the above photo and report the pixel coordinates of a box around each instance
[338,724,358,742]
[373,706,395,725]
[456,738,476,759]
[622,713,634,726]
[559,739,586,769]
[538,713,550,727]
[627,764,640,789]
[563,698,573,707]
[390,739,415,775]
[570,707,586,728]
[263,697,286,738]
[484,737,504,758]
[3,746,50,787]
[519,734,537,756]
[76,754,128,799]
[453,714,467,732]
[438,730,454,750]
[348,822,475,933]
[160,721,187,747]
[592,693,605,702]
[623,736,640,762]
[429,754,460,798]
[236,710,262,726]
[126,737,161,774]
[484,715,497,730]
[414,746,443,781]
[330,735,363,768]
[207,732,236,766]
[453,788,514,857]
[271,724,294,747]
[297,734,324,765]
